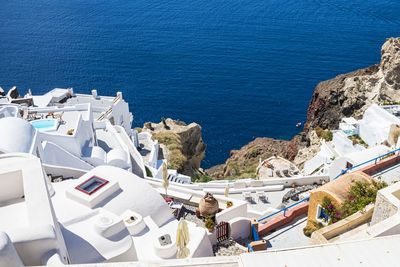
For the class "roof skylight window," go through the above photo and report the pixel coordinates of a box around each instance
[75,176,108,195]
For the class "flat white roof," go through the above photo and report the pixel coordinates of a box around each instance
[240,234,400,267]
[346,145,391,165]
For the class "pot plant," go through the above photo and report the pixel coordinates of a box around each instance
[226,201,233,208]
[205,216,215,232]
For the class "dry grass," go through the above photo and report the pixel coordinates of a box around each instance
[152,132,186,172]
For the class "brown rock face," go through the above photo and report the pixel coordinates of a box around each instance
[305,37,400,132]
[142,118,206,177]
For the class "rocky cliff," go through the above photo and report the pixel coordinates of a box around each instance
[305,37,400,131]
[207,37,400,178]
[141,118,206,177]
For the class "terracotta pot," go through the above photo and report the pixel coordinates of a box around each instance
[199,192,219,217]
[207,228,214,232]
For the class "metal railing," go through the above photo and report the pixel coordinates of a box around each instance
[252,225,259,241]
[331,147,400,181]
[257,147,400,223]
[247,243,254,252]
[258,197,310,222]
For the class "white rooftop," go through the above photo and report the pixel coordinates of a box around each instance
[241,234,400,267]
[346,144,391,166]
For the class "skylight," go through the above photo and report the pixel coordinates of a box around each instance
[75,176,108,195]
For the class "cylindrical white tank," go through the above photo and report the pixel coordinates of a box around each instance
[107,148,130,169]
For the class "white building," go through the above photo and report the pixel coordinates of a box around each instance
[358,104,400,147]
[0,154,213,266]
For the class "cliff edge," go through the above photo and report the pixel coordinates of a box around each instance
[141,118,206,177]
[305,37,400,131]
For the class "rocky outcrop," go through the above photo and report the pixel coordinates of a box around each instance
[305,37,400,132]
[142,118,206,177]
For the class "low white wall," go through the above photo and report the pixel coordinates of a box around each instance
[229,217,251,240]
[114,125,146,177]
[206,184,283,195]
[216,202,247,224]
[190,228,214,258]
[28,103,90,113]
[9,225,58,266]
[41,141,93,171]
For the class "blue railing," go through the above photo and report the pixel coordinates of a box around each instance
[257,147,400,223]
[247,243,254,252]
[258,196,309,222]
[252,225,259,241]
[331,148,400,181]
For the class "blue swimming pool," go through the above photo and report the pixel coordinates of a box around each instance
[31,119,58,131]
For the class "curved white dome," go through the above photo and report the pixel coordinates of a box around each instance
[0,117,37,153]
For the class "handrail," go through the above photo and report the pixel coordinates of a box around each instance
[257,147,400,223]
[331,147,400,180]
[258,197,309,222]
[252,225,259,241]
[247,243,254,252]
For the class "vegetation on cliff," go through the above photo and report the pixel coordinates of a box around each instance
[143,118,206,177]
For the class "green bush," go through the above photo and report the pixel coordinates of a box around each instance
[145,166,153,177]
[192,171,213,183]
[315,127,333,141]
[349,134,368,148]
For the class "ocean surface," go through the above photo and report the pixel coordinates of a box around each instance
[1,0,400,168]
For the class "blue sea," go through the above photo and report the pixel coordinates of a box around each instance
[1,0,399,168]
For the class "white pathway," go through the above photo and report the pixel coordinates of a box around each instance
[261,214,310,250]
[372,162,400,184]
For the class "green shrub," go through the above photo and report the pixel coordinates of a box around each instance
[192,171,213,183]
[205,217,215,230]
[145,166,153,177]
[315,127,333,141]
[349,134,368,148]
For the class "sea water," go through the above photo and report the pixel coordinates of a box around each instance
[1,0,400,168]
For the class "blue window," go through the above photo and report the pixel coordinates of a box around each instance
[318,206,329,221]
[75,176,108,195]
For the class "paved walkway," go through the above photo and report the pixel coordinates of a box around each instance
[372,163,400,184]
[261,214,310,250]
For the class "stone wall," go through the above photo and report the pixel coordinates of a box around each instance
[371,190,398,225]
